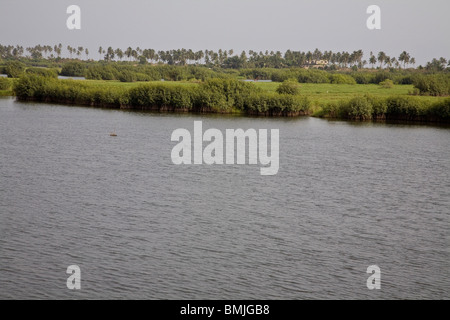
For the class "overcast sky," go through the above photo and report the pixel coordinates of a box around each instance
[0,0,449,65]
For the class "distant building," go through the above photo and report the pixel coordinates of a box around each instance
[305,60,329,69]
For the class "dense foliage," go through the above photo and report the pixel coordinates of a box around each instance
[0,77,11,90]
[320,94,449,121]
[412,74,450,96]
[13,75,311,116]
[276,80,301,95]
[5,61,25,78]
[60,61,85,77]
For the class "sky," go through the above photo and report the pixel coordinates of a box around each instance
[0,0,449,65]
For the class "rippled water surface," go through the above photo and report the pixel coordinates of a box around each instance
[0,97,449,299]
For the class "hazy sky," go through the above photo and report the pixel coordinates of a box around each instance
[0,0,449,64]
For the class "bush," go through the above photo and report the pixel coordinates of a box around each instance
[13,74,50,98]
[118,70,136,82]
[276,80,300,95]
[0,77,11,90]
[5,61,26,78]
[60,61,86,77]
[199,79,258,110]
[341,96,374,120]
[297,69,330,83]
[25,67,58,78]
[243,91,310,114]
[329,74,356,85]
[428,98,450,119]
[379,79,394,88]
[386,96,427,117]
[373,71,394,84]
[350,72,374,84]
[128,83,195,110]
[413,74,450,96]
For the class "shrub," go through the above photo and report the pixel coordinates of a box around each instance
[5,61,26,78]
[0,77,11,90]
[350,72,374,84]
[428,98,450,119]
[25,67,58,78]
[276,80,300,95]
[373,71,394,84]
[118,70,136,82]
[379,79,394,88]
[386,96,427,117]
[329,74,356,85]
[297,69,330,83]
[84,65,117,80]
[341,96,373,120]
[60,61,86,77]
[413,74,450,96]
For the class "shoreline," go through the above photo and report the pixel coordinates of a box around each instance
[12,96,450,125]
[10,75,450,123]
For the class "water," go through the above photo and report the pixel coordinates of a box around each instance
[57,76,86,80]
[0,97,449,299]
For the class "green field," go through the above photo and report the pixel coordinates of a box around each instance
[77,79,446,107]
[254,82,446,105]
[7,77,447,107]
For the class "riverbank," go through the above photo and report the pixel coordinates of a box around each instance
[12,75,450,122]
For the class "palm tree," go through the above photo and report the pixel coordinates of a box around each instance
[377,51,387,68]
[369,52,377,68]
[125,47,132,61]
[98,46,103,60]
[398,51,410,69]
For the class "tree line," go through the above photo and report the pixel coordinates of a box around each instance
[1,43,449,71]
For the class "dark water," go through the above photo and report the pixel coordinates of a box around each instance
[0,97,449,299]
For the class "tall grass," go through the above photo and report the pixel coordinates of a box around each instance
[13,75,311,116]
[318,94,450,122]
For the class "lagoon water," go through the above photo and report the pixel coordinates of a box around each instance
[0,97,449,299]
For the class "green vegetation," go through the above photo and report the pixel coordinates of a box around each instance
[3,42,449,122]
[60,61,85,77]
[13,75,311,116]
[412,74,450,96]
[0,77,13,96]
[0,77,11,90]
[276,80,301,95]
[317,94,449,121]
[5,61,25,78]
[379,79,394,89]
[13,74,449,121]
[25,67,58,78]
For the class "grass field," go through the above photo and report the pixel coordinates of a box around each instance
[7,77,447,109]
[252,82,446,105]
[79,79,446,106]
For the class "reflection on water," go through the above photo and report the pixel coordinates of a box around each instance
[57,76,86,80]
[0,97,449,299]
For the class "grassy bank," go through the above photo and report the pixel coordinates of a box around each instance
[0,77,14,96]
[315,95,450,122]
[13,75,311,116]
[11,74,449,122]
